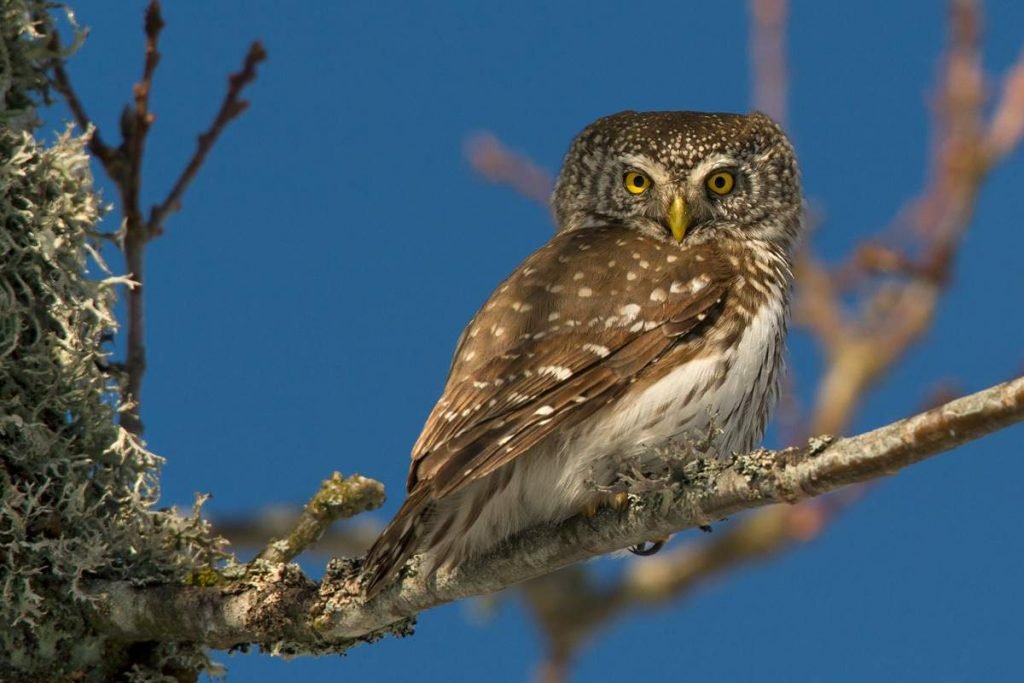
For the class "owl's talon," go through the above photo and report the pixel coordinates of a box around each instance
[629,537,667,556]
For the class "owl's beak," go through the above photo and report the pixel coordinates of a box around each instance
[667,195,688,242]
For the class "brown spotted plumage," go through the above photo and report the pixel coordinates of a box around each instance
[363,111,803,595]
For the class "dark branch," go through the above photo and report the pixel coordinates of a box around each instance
[46,3,265,435]
[146,40,267,237]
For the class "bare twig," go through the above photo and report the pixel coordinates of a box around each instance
[146,40,267,237]
[254,473,385,565]
[750,0,788,124]
[86,376,1024,650]
[463,132,554,207]
[46,2,265,435]
[116,1,165,435]
[47,33,117,169]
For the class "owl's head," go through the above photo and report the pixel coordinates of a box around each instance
[551,111,802,252]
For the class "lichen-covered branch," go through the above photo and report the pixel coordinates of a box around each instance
[87,376,1024,651]
[254,473,385,565]
[1,5,226,679]
[216,510,380,558]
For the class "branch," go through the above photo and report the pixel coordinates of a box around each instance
[115,0,163,436]
[49,35,116,167]
[47,2,265,436]
[86,376,1024,650]
[214,510,380,559]
[525,491,861,678]
[750,0,788,124]
[146,40,267,237]
[253,473,385,565]
[792,0,1024,437]
[463,132,554,207]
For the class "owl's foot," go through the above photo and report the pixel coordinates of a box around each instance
[580,492,631,519]
[629,538,667,556]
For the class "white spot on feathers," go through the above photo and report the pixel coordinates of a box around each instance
[539,365,573,380]
[619,303,641,320]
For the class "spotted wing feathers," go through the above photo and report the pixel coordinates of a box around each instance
[363,229,733,595]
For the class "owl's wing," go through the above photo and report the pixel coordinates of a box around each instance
[363,232,732,595]
[410,277,728,498]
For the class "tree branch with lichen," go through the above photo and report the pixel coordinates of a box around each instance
[85,376,1024,652]
[254,473,385,565]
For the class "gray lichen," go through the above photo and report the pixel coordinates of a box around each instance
[0,3,223,680]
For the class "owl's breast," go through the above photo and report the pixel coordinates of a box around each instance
[566,291,788,473]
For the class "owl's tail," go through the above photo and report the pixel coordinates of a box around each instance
[362,488,433,597]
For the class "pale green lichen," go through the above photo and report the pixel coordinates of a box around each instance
[0,0,55,127]
[0,3,225,680]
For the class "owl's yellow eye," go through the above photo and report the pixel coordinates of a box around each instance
[623,171,651,195]
[706,170,735,195]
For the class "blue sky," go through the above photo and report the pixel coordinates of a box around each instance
[52,2,1024,681]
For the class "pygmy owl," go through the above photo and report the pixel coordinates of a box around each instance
[364,110,803,595]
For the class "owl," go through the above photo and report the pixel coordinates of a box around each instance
[363,111,803,595]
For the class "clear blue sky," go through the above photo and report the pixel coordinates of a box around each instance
[52,2,1024,681]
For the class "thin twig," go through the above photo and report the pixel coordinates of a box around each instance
[463,132,554,208]
[750,0,788,124]
[214,511,380,559]
[146,40,267,237]
[117,0,164,436]
[47,33,115,166]
[254,473,385,565]
[47,2,265,435]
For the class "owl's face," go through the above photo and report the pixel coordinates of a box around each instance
[551,111,802,252]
